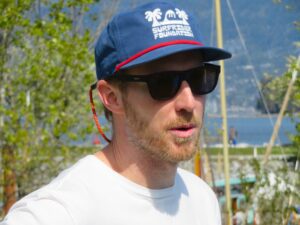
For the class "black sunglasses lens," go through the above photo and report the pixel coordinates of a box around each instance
[188,66,219,95]
[148,73,180,100]
[118,64,219,101]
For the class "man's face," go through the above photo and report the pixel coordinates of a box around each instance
[121,51,206,164]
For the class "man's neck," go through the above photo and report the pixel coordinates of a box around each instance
[95,140,178,189]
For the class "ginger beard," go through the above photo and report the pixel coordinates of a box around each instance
[122,96,202,164]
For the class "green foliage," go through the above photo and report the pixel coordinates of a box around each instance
[255,56,300,148]
[256,59,300,114]
[207,146,298,155]
[266,1,300,149]
[289,58,300,148]
[289,57,300,148]
[0,0,101,209]
[246,160,300,225]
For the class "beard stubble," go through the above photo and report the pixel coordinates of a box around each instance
[123,97,201,164]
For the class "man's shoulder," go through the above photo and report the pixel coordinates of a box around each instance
[21,155,100,199]
[4,155,104,225]
[48,155,99,189]
[14,155,103,207]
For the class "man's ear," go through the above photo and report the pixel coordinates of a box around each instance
[97,80,124,115]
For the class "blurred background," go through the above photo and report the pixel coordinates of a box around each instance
[0,0,299,224]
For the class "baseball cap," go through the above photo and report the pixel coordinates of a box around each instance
[94,1,232,80]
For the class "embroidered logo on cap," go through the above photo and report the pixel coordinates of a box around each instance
[145,8,194,40]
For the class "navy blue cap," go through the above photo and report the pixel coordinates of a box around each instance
[95,1,231,80]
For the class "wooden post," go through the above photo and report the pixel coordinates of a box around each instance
[263,55,300,165]
[215,0,232,224]
[194,150,201,177]
[203,150,214,184]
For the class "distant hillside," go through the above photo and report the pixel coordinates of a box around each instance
[93,0,300,115]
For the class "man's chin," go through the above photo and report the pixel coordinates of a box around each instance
[165,151,196,164]
[163,142,198,163]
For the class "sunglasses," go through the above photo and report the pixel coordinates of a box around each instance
[114,63,220,100]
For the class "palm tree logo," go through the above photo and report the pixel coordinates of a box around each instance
[144,8,194,39]
[145,8,190,27]
[145,8,162,27]
[175,8,189,25]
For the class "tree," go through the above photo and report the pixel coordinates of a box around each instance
[145,9,162,26]
[0,0,101,215]
[245,159,300,225]
[251,3,300,224]
[175,8,189,25]
[291,57,300,147]
[256,61,300,114]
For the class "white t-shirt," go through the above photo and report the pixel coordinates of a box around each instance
[1,155,221,225]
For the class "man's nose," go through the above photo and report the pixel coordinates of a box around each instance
[174,80,197,113]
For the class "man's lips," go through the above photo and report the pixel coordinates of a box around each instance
[169,124,197,138]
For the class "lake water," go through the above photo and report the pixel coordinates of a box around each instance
[94,115,299,147]
[204,116,299,146]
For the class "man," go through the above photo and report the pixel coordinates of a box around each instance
[1,2,231,225]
